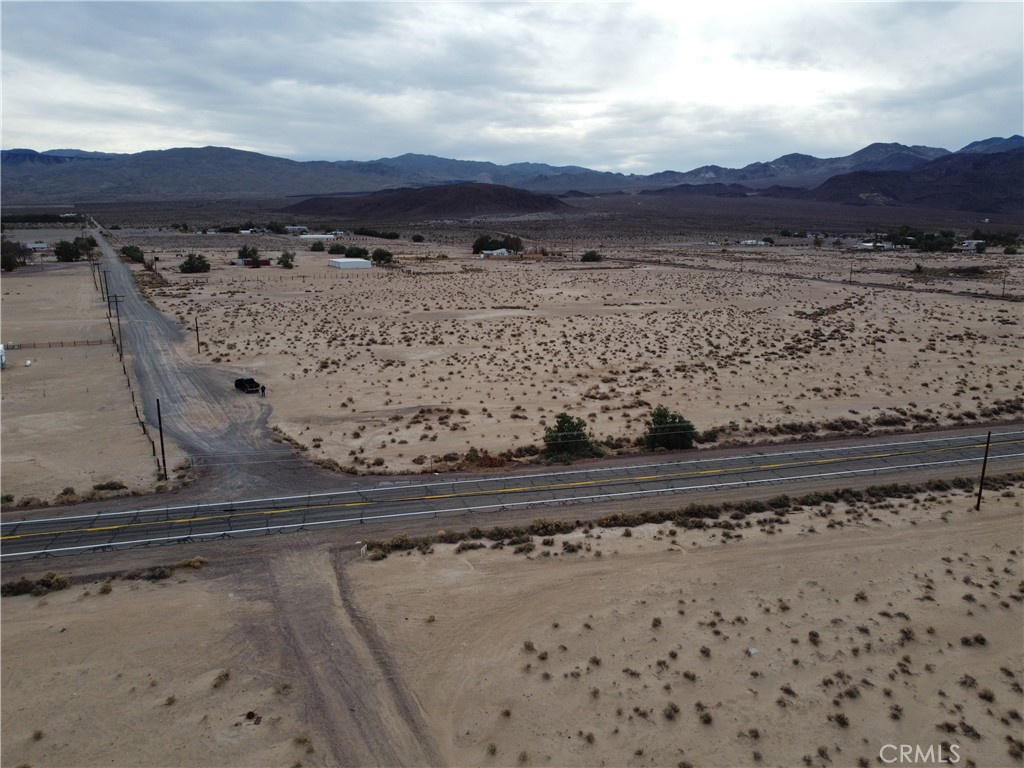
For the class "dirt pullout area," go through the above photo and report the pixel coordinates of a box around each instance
[0,256,163,504]
[3,483,1021,767]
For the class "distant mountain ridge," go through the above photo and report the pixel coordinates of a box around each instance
[1,137,1020,211]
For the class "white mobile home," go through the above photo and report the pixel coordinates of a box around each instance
[328,258,372,269]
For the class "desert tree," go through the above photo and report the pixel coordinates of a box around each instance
[120,244,145,263]
[277,251,295,269]
[542,412,598,458]
[179,253,211,273]
[643,406,697,450]
[1,238,30,271]
[238,243,259,267]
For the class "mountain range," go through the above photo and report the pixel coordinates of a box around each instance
[1,136,1021,214]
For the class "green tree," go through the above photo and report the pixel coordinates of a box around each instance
[310,240,326,252]
[180,253,211,273]
[371,248,394,265]
[277,251,295,269]
[238,244,259,267]
[472,234,523,254]
[643,406,697,451]
[542,413,597,458]
[411,234,425,243]
[1,238,30,272]
[266,221,287,235]
[345,246,369,259]
[327,242,345,254]
[120,244,145,263]
[53,239,82,262]
[581,250,602,262]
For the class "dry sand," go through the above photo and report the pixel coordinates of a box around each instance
[2,482,1021,767]
[1,240,160,503]
[122,229,1022,477]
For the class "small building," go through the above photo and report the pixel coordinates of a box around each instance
[328,258,372,269]
[299,233,336,241]
[284,226,309,235]
[26,241,48,251]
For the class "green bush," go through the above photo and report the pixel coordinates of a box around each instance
[542,413,599,458]
[643,406,697,450]
[120,244,145,263]
[581,250,603,262]
[179,253,210,273]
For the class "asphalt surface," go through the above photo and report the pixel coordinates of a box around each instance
[3,428,1021,560]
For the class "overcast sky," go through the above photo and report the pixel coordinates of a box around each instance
[2,1,1021,173]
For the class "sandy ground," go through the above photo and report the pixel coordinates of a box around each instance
[118,229,1022,476]
[3,222,1019,501]
[3,482,1021,767]
[1,239,160,504]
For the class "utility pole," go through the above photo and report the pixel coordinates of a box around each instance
[975,431,992,511]
[102,271,111,311]
[108,294,125,361]
[157,399,168,482]
[1002,269,1008,299]
[195,316,201,354]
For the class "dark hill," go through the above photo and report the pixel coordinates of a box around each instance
[282,182,572,219]
[807,148,1024,213]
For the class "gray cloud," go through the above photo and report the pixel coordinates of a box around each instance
[2,1,1020,172]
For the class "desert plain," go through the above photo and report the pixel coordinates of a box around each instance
[1,196,1023,767]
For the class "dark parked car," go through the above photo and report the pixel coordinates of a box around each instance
[234,377,260,393]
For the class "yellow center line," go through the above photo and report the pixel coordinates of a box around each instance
[3,438,1017,542]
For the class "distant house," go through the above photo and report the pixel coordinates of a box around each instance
[480,248,513,258]
[328,258,372,269]
[284,226,309,235]
[26,241,48,251]
[299,233,336,241]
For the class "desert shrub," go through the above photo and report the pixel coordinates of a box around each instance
[2,571,70,597]
[310,240,326,252]
[92,480,127,491]
[277,251,295,269]
[581,250,603,262]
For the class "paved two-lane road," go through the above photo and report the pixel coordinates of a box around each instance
[3,428,1020,560]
